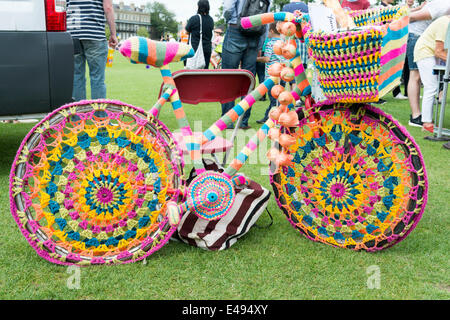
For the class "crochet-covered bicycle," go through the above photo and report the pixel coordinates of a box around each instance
[9,5,427,265]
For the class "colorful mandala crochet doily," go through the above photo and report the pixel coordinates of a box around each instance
[9,100,184,265]
[186,171,235,221]
[271,102,428,251]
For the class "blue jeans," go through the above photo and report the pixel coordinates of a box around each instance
[221,26,260,127]
[261,94,278,120]
[261,80,286,121]
[73,39,108,101]
[406,33,420,71]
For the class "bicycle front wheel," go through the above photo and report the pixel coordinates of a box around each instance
[271,102,428,251]
[9,100,184,265]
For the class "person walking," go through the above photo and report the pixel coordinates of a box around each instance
[179,22,190,44]
[186,0,214,69]
[66,0,118,101]
[221,0,271,130]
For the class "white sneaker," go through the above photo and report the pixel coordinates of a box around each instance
[394,93,408,100]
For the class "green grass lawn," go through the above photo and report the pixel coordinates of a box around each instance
[0,52,449,300]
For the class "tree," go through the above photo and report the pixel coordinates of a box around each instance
[271,0,290,12]
[271,0,317,12]
[137,26,150,38]
[215,5,226,30]
[146,1,178,40]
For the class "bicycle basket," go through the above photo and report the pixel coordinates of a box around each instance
[308,5,409,103]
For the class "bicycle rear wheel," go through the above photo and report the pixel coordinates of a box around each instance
[271,102,428,251]
[9,100,184,265]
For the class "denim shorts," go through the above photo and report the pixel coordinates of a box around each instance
[407,33,420,70]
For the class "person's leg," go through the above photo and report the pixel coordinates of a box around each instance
[403,57,409,96]
[257,94,277,123]
[417,57,438,128]
[203,46,211,69]
[238,36,259,128]
[256,61,266,100]
[393,85,401,97]
[210,51,219,68]
[406,34,422,125]
[220,27,248,126]
[84,39,108,100]
[72,46,87,101]
[408,70,422,119]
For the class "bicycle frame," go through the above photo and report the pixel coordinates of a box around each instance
[150,15,312,185]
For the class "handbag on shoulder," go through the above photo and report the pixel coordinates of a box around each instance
[186,14,206,69]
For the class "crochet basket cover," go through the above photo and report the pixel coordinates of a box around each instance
[9,100,184,265]
[308,5,409,103]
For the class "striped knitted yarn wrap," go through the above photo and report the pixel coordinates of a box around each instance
[270,102,427,251]
[9,100,185,265]
[308,5,409,103]
[240,12,297,29]
[120,36,195,68]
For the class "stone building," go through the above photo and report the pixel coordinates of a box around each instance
[114,1,151,40]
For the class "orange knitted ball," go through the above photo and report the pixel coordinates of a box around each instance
[269,107,282,121]
[268,62,284,77]
[280,67,295,82]
[273,40,284,56]
[278,91,294,105]
[281,22,296,37]
[270,84,285,99]
[282,43,297,60]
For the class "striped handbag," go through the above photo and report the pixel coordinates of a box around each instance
[174,159,271,251]
[308,5,409,103]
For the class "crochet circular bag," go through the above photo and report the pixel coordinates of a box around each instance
[186,171,235,221]
[271,102,428,251]
[9,100,184,265]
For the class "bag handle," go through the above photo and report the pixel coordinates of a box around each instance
[198,14,203,42]
[188,14,203,46]
[254,209,273,229]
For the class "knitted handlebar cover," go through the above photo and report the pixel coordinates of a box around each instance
[120,36,195,68]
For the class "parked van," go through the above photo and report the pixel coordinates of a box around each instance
[0,0,74,119]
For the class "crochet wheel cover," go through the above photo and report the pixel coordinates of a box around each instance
[186,171,235,220]
[9,100,184,265]
[271,103,428,251]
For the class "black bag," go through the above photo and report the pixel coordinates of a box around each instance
[239,0,271,37]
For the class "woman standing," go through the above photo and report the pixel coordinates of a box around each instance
[414,15,450,133]
[185,0,214,69]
